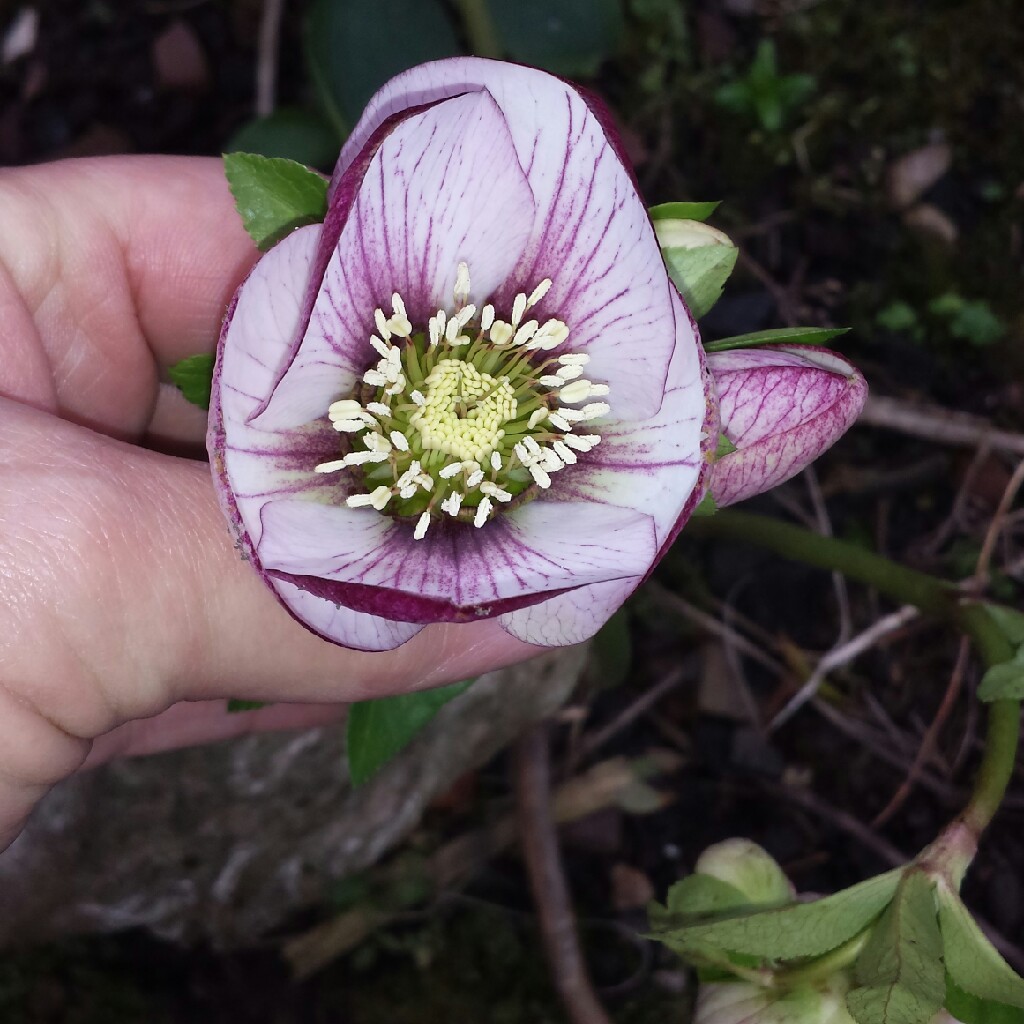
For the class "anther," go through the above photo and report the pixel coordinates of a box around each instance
[527,279,552,308]
[473,497,493,528]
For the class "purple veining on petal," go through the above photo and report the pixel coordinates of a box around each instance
[251,90,536,435]
[248,102,441,424]
[331,57,676,420]
[270,575,424,651]
[500,575,641,647]
[211,57,720,652]
[208,225,424,652]
[552,287,709,551]
[267,571,572,625]
[501,291,718,648]
[256,498,658,623]
[707,344,867,507]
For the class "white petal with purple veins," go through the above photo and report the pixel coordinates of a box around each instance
[334,58,679,419]
[555,290,713,550]
[708,345,867,507]
[256,499,657,620]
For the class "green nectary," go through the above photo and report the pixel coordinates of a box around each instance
[314,264,609,539]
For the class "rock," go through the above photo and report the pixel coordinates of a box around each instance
[0,647,586,949]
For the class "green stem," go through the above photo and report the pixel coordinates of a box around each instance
[687,510,956,614]
[964,698,1021,834]
[686,509,1021,840]
[456,0,503,57]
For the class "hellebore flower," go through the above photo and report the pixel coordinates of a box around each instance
[707,346,866,508]
[208,57,715,652]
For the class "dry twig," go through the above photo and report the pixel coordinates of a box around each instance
[871,637,970,828]
[516,725,613,1024]
[569,667,686,770]
[859,396,1024,457]
[768,605,920,731]
[256,0,286,117]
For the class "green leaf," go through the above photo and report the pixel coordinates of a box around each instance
[649,869,901,962]
[979,605,1024,648]
[978,650,1024,702]
[346,679,474,786]
[649,201,721,223]
[692,493,718,518]
[938,885,1024,1014]
[663,874,753,918]
[168,353,214,410]
[715,434,738,458]
[226,107,340,169]
[485,0,624,77]
[662,244,739,319]
[947,977,1024,1024]
[704,327,851,353]
[847,871,945,1024]
[223,152,328,251]
[305,0,459,133]
[227,699,268,713]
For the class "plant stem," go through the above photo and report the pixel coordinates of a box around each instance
[686,510,956,615]
[456,0,503,58]
[964,698,1021,834]
[685,509,1021,840]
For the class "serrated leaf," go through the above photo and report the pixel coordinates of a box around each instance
[938,886,1024,1014]
[649,869,901,961]
[485,0,623,77]
[227,699,268,713]
[977,648,1024,702]
[306,0,459,132]
[223,152,328,250]
[704,327,851,353]
[846,871,945,1024]
[662,244,739,319]
[168,353,214,410]
[649,201,721,223]
[947,977,1024,1024]
[346,680,474,786]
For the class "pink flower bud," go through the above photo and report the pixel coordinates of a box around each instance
[707,346,867,507]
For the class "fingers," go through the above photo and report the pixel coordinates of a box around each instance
[83,701,346,768]
[0,396,539,742]
[0,157,257,439]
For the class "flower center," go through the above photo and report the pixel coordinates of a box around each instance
[314,263,609,539]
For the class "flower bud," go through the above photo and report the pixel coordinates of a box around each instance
[654,219,738,318]
[654,219,735,251]
[695,838,795,906]
[707,346,867,507]
[696,975,856,1024]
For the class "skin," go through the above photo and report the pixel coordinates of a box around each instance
[0,156,538,854]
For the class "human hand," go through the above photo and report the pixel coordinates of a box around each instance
[0,156,536,853]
